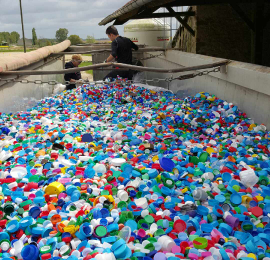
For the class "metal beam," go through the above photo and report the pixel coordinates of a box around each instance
[132,11,195,19]
[230,3,255,31]
[166,6,195,37]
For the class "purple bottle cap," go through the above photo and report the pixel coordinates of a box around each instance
[154,252,167,260]
[225,215,239,228]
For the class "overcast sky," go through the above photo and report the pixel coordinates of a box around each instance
[0,0,129,39]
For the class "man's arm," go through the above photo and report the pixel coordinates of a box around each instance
[105,41,117,63]
[130,39,139,51]
[105,54,115,63]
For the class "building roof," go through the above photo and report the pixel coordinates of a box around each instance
[99,0,257,26]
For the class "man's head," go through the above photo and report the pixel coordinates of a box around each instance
[106,26,119,41]
[71,54,83,67]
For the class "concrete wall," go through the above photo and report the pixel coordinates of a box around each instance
[144,50,270,128]
[0,57,64,113]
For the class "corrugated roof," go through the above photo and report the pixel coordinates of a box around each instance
[99,0,157,26]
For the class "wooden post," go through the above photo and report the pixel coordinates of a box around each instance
[19,0,26,53]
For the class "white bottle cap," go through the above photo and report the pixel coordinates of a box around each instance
[117,190,129,201]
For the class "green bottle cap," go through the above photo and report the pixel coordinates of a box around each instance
[95,226,107,237]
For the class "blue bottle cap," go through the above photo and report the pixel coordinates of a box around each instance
[19,216,34,228]
[6,220,19,233]
[81,133,93,142]
[125,219,137,232]
[230,193,242,205]
[159,157,175,172]
[111,238,126,251]
[0,232,9,241]
[29,206,41,219]
[197,205,209,216]
[21,244,39,260]
[148,169,159,179]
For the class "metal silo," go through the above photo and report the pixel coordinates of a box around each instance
[124,19,171,48]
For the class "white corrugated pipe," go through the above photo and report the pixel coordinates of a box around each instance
[0,40,71,72]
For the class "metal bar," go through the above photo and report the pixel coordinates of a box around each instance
[51,47,182,55]
[230,3,255,31]
[166,7,195,37]
[0,60,230,76]
[19,0,26,53]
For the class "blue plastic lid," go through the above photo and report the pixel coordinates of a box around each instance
[230,193,242,205]
[21,244,39,260]
[222,172,232,182]
[81,133,93,142]
[215,195,226,204]
[29,206,41,219]
[159,157,175,172]
[125,219,137,232]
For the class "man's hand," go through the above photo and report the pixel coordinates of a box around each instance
[76,80,84,85]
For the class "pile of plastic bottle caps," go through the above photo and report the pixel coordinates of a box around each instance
[0,79,270,260]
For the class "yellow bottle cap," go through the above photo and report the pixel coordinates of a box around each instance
[45,182,66,195]
[247,253,256,260]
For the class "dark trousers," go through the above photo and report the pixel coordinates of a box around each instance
[66,84,76,90]
[103,70,134,81]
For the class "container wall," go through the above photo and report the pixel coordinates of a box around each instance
[144,50,270,128]
[0,57,64,113]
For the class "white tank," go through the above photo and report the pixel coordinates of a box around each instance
[124,19,171,47]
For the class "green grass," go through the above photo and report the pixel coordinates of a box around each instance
[79,61,93,75]
[0,48,37,52]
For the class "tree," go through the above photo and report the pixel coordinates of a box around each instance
[32,28,37,45]
[10,31,20,44]
[55,28,68,43]
[68,35,83,45]
[1,32,11,43]
[46,40,52,46]
[86,35,95,44]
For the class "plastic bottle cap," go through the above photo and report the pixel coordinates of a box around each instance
[230,193,242,205]
[45,182,66,195]
[173,219,186,232]
[154,252,167,260]
[94,225,107,238]
[111,158,126,167]
[159,157,175,172]
[193,237,208,249]
[81,133,93,142]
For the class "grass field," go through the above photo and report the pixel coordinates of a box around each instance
[79,61,93,75]
[0,47,37,52]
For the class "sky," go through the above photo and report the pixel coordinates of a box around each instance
[0,0,129,39]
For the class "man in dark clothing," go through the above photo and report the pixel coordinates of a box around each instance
[64,54,82,90]
[104,26,139,81]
